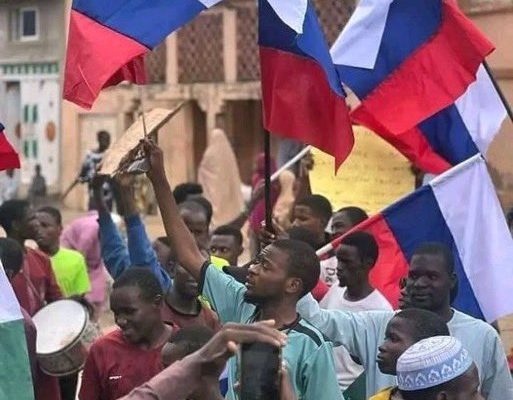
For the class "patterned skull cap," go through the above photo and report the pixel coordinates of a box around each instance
[397,336,473,391]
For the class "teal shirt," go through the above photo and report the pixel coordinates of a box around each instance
[297,294,513,400]
[200,264,344,400]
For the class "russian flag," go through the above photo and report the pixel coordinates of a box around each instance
[332,0,495,136]
[259,0,354,168]
[351,65,507,174]
[318,155,513,322]
[64,0,222,109]
[0,123,20,171]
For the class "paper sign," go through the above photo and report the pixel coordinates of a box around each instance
[310,126,415,215]
[100,103,184,176]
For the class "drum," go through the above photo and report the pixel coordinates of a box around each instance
[32,299,100,377]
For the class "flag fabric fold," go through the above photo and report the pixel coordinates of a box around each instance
[0,123,21,171]
[64,0,222,109]
[332,0,495,136]
[0,262,34,400]
[318,155,513,322]
[259,0,354,168]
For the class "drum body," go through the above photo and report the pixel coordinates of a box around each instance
[32,300,100,377]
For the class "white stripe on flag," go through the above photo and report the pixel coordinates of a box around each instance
[454,65,507,155]
[266,0,308,34]
[198,0,223,7]
[330,0,393,69]
[430,156,513,322]
[0,261,22,324]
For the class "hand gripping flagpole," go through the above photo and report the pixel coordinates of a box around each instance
[483,60,513,124]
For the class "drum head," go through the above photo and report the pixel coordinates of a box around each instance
[32,300,87,355]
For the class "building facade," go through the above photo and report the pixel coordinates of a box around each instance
[0,0,65,193]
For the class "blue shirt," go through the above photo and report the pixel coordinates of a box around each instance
[200,264,343,400]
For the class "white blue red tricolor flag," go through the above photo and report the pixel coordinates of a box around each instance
[331,0,497,172]
[0,123,20,171]
[318,155,513,322]
[259,0,354,168]
[64,0,222,109]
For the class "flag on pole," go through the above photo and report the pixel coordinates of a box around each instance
[331,0,495,136]
[0,261,34,400]
[317,155,513,322]
[259,0,354,168]
[351,65,507,173]
[64,0,222,109]
[0,123,21,171]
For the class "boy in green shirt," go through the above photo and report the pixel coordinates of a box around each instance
[144,139,343,400]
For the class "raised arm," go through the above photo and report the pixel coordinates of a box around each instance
[144,139,206,281]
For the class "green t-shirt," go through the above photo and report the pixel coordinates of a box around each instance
[200,264,344,400]
[50,248,91,297]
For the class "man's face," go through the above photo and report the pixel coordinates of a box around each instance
[16,206,40,241]
[35,212,61,250]
[331,211,354,238]
[336,244,364,288]
[441,364,483,400]
[173,264,199,299]
[180,209,209,247]
[209,234,241,266]
[407,253,454,313]
[292,205,324,239]
[377,316,417,375]
[244,245,295,304]
[110,286,161,344]
[152,240,173,273]
[98,133,111,152]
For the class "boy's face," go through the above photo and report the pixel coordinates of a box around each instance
[292,205,324,238]
[377,316,418,375]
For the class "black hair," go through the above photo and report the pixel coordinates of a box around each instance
[97,130,110,140]
[191,196,213,226]
[155,236,171,247]
[296,194,333,226]
[336,206,368,226]
[272,239,320,297]
[212,225,243,247]
[340,231,379,266]
[507,208,513,227]
[112,268,163,302]
[393,309,449,342]
[37,206,62,226]
[0,238,24,276]
[0,200,30,234]
[286,226,320,250]
[179,200,209,223]
[168,325,215,355]
[412,242,455,274]
[173,183,203,205]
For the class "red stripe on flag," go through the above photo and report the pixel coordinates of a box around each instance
[354,0,494,134]
[64,10,148,109]
[260,47,354,169]
[0,132,20,171]
[351,112,452,175]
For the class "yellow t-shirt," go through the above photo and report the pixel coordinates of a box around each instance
[50,248,91,297]
[369,387,396,400]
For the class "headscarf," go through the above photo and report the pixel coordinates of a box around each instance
[198,129,244,228]
[61,212,107,304]
[249,153,280,232]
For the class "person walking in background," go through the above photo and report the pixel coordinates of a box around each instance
[29,164,47,207]
[1,168,18,204]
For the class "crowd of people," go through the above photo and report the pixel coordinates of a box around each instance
[1,130,513,400]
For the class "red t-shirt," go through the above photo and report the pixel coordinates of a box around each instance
[160,300,221,332]
[79,330,165,400]
[11,248,62,316]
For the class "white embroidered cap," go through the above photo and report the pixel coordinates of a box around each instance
[397,336,473,391]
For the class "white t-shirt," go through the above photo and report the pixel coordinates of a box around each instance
[320,256,338,287]
[319,286,393,392]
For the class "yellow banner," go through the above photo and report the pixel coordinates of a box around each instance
[310,126,415,215]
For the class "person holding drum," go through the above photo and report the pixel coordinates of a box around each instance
[79,268,174,400]
[35,206,92,400]
[0,237,62,400]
